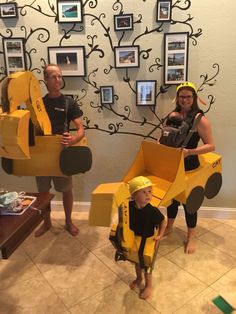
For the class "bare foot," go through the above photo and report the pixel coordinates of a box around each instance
[130,278,142,290]
[65,222,79,236]
[139,286,152,300]
[164,226,173,236]
[184,237,196,254]
[34,222,52,237]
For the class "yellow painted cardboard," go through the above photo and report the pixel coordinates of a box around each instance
[0,110,30,159]
[89,140,222,269]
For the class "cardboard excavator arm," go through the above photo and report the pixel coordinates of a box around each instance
[0,71,92,176]
[89,141,222,269]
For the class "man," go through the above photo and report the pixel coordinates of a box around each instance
[34,64,85,237]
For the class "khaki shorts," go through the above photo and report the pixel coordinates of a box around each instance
[35,176,73,193]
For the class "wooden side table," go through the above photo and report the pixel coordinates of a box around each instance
[0,192,54,259]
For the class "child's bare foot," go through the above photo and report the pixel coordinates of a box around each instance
[130,278,142,290]
[34,222,52,237]
[164,226,173,236]
[184,237,196,254]
[139,286,152,300]
[65,222,79,236]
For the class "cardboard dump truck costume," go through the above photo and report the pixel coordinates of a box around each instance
[89,141,222,271]
[0,71,92,176]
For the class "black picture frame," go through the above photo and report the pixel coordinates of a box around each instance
[2,37,27,75]
[156,0,172,22]
[164,32,189,85]
[114,45,140,69]
[57,0,83,23]
[47,46,86,77]
[100,86,114,105]
[114,14,133,31]
[136,80,157,106]
[0,2,18,19]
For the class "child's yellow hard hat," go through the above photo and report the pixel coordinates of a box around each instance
[128,176,153,195]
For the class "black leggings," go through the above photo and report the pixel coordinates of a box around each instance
[167,200,197,228]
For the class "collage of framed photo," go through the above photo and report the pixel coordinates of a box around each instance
[164,32,189,85]
[114,14,133,31]
[114,45,140,69]
[57,0,83,23]
[2,38,27,75]
[0,2,18,19]
[156,1,172,22]
[48,46,86,77]
[100,86,114,105]
[136,80,157,106]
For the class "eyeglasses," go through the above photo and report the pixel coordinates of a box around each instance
[178,95,193,100]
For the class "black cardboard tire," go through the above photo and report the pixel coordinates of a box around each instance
[185,186,205,214]
[204,172,222,199]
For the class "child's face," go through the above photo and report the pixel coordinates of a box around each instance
[132,186,152,208]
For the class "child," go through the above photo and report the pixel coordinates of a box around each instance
[128,176,166,299]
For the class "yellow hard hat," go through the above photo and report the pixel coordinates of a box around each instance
[128,176,153,195]
[176,81,198,94]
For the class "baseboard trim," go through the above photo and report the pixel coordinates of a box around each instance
[51,201,236,220]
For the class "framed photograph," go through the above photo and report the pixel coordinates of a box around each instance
[136,80,157,106]
[0,2,18,19]
[156,1,172,22]
[114,14,133,31]
[100,86,114,105]
[2,38,27,75]
[57,0,83,23]
[164,32,189,85]
[114,45,140,69]
[47,46,86,77]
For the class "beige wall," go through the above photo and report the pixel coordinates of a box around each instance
[0,0,235,208]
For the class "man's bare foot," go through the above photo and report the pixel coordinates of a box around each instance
[184,237,196,254]
[130,278,142,290]
[65,222,79,236]
[139,286,152,300]
[34,222,52,237]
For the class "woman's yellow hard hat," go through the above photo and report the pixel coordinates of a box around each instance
[128,176,153,195]
[176,81,198,94]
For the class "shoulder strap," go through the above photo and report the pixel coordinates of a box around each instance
[63,97,69,133]
[181,113,203,148]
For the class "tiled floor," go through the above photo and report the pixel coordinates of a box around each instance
[1,209,236,313]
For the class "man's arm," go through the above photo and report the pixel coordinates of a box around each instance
[61,117,85,146]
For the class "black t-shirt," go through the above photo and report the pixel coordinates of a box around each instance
[43,94,83,134]
[129,201,164,238]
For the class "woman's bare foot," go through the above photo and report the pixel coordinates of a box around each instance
[139,286,152,300]
[185,237,196,254]
[185,227,197,254]
[34,221,52,237]
[130,278,142,290]
[65,222,79,236]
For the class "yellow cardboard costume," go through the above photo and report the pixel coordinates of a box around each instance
[0,71,91,176]
[89,141,222,270]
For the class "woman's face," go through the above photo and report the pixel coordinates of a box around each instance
[177,88,194,112]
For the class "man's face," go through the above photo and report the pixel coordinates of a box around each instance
[45,66,63,92]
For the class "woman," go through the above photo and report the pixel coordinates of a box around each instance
[165,82,215,254]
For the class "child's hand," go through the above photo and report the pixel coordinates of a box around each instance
[153,235,162,242]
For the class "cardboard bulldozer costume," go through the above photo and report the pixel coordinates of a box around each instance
[89,141,222,270]
[0,71,92,176]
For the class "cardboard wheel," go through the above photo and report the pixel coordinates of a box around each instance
[185,186,205,214]
[205,172,222,199]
